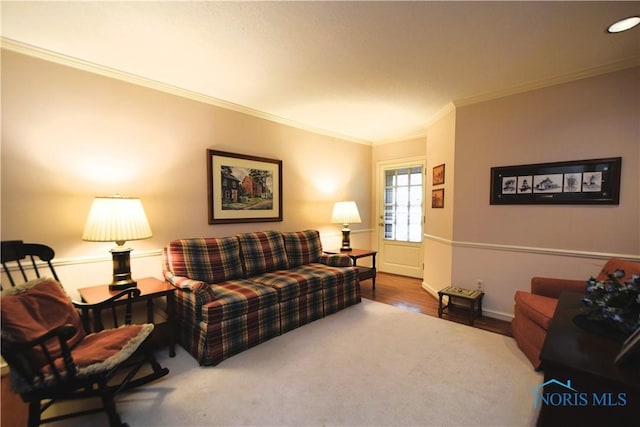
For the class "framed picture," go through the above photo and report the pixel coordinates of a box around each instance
[614,327,640,366]
[207,149,283,224]
[490,157,621,205]
[432,188,445,208]
[433,164,445,186]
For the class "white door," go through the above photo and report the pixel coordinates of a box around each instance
[376,158,425,278]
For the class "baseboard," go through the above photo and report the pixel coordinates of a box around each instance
[421,281,513,322]
[421,281,439,300]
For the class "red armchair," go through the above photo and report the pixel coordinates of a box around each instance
[512,258,640,370]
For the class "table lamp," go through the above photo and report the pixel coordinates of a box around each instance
[82,195,152,290]
[331,201,361,252]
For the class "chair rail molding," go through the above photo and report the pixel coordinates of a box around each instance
[1,37,371,145]
[423,233,640,262]
[2,228,377,272]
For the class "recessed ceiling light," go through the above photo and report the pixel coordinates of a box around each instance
[607,16,640,33]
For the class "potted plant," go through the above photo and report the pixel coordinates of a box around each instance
[578,269,640,341]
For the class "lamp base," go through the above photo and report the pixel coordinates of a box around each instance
[109,278,138,291]
[109,247,137,291]
[340,227,352,252]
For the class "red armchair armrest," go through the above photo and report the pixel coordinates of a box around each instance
[530,277,585,299]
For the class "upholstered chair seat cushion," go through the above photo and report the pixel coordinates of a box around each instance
[1,277,154,393]
[513,291,558,331]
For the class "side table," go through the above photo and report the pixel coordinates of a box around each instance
[538,292,640,426]
[78,277,176,357]
[437,286,484,326]
[324,249,377,289]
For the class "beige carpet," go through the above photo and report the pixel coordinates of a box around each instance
[51,299,542,426]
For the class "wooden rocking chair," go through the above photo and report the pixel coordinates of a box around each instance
[1,241,169,426]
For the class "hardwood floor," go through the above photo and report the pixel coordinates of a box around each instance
[361,271,513,337]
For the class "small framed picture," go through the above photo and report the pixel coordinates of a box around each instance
[432,188,444,208]
[614,327,640,365]
[433,164,445,186]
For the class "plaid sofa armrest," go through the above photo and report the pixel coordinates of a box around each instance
[163,271,216,299]
[319,253,353,267]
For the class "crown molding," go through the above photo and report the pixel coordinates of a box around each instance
[3,37,637,147]
[425,102,456,128]
[1,37,373,146]
[372,102,455,146]
[372,132,428,146]
[421,59,639,130]
[454,57,640,107]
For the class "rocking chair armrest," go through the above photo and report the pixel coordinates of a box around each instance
[71,287,142,310]
[72,287,142,332]
[8,323,78,350]
[1,323,79,386]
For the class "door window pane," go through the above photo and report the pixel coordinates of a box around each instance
[383,166,423,243]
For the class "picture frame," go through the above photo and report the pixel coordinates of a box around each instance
[490,157,621,205]
[207,149,283,224]
[614,327,640,366]
[433,164,445,186]
[432,188,445,208]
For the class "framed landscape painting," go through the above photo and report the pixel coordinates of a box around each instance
[207,149,283,224]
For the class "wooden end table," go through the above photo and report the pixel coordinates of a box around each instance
[78,277,176,357]
[437,286,484,325]
[324,249,377,289]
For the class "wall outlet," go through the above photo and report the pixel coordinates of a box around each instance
[476,279,484,291]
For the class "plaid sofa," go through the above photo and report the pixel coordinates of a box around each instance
[163,230,360,366]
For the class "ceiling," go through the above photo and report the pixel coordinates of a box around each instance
[2,1,639,144]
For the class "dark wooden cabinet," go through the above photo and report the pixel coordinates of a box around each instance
[538,292,640,427]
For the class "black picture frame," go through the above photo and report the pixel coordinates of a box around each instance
[614,327,640,366]
[490,157,621,205]
[207,149,283,224]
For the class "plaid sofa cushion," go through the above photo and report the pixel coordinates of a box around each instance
[164,237,243,284]
[297,263,358,293]
[282,230,323,267]
[203,280,278,323]
[237,231,289,277]
[251,270,324,301]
